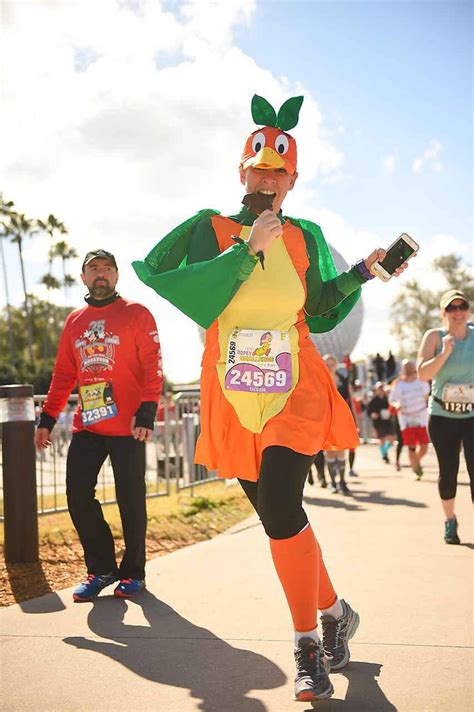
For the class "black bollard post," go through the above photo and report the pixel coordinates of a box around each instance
[0,384,39,562]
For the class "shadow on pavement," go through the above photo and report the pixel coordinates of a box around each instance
[303,495,364,512]
[304,661,397,711]
[350,490,427,508]
[6,563,66,613]
[304,488,426,510]
[63,590,286,712]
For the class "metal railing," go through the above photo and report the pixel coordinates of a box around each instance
[0,389,218,520]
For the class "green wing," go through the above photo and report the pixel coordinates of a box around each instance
[132,212,259,329]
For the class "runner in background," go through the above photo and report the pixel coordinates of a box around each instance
[417,289,473,544]
[323,354,352,494]
[391,408,405,472]
[367,382,396,463]
[389,359,429,480]
[352,380,369,442]
[308,451,327,487]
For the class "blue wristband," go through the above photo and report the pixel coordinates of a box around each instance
[354,259,375,281]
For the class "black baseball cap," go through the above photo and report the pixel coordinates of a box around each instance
[82,249,118,271]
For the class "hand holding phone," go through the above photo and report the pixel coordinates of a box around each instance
[370,233,419,281]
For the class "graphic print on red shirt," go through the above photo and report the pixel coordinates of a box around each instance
[42,297,162,436]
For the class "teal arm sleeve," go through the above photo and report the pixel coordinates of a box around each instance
[132,214,259,329]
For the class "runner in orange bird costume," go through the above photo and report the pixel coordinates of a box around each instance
[132,94,400,702]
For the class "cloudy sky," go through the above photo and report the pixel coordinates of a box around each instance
[1,0,472,382]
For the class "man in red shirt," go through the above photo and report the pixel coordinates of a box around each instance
[35,249,162,601]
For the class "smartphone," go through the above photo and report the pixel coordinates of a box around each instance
[372,233,419,282]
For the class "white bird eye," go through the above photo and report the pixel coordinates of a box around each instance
[251,132,266,152]
[275,134,289,155]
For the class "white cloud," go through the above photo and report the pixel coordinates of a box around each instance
[412,139,442,174]
[1,0,348,381]
[383,154,396,173]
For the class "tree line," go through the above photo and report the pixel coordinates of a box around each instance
[390,254,473,356]
[0,193,77,391]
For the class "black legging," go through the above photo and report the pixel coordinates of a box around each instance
[239,446,314,539]
[394,419,404,463]
[348,449,355,469]
[314,450,326,479]
[428,415,474,501]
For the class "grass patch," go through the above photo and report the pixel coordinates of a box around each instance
[0,480,254,606]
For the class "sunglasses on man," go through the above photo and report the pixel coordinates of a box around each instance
[445,301,469,313]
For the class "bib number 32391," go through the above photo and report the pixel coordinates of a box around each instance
[224,328,292,394]
[80,381,117,425]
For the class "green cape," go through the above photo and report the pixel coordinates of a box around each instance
[132,210,361,332]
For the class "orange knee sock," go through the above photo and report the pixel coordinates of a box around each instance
[318,553,337,610]
[270,524,336,631]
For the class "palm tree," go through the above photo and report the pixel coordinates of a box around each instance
[5,211,37,365]
[37,215,68,358]
[38,273,63,359]
[37,215,68,276]
[63,274,76,295]
[53,240,78,301]
[0,194,16,362]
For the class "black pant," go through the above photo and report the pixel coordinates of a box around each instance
[66,430,147,579]
[307,451,325,485]
[239,446,314,539]
[428,415,474,501]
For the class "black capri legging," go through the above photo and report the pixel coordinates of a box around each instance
[428,415,474,501]
[239,446,314,539]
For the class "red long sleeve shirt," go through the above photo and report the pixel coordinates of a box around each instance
[42,297,163,436]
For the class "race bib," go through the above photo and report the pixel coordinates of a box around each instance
[440,383,474,414]
[79,381,118,425]
[225,328,292,394]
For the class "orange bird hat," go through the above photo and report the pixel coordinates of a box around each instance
[240,94,304,176]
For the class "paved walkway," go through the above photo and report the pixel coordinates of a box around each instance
[1,445,472,711]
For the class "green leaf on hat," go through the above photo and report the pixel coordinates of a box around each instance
[276,96,304,131]
[251,95,277,127]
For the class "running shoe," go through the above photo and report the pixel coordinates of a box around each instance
[319,478,328,489]
[444,516,460,545]
[349,469,358,477]
[293,637,334,702]
[114,578,146,598]
[330,483,338,494]
[321,599,360,670]
[73,572,117,602]
[382,454,390,464]
[396,462,401,472]
[413,465,423,481]
[340,482,350,495]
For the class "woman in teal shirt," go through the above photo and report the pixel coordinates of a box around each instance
[417,289,473,544]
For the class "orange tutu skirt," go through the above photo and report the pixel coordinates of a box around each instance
[195,341,359,481]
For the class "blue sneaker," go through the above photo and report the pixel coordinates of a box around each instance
[114,578,146,598]
[73,572,117,602]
